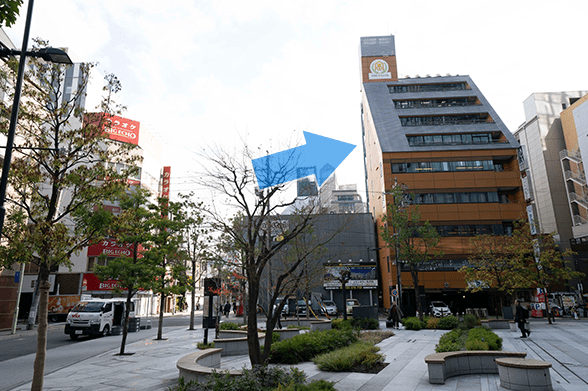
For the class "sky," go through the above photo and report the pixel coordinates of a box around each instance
[5,0,588,204]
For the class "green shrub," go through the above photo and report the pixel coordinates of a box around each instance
[435,326,502,352]
[403,317,424,330]
[467,327,502,350]
[331,319,352,330]
[269,329,357,364]
[350,317,379,330]
[425,317,439,329]
[167,366,320,391]
[463,314,478,329]
[196,342,215,349]
[435,329,465,352]
[465,338,489,351]
[274,379,336,391]
[312,341,385,372]
[219,321,241,330]
[437,315,459,330]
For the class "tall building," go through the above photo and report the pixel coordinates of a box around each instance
[515,92,588,291]
[360,35,526,313]
[515,92,587,248]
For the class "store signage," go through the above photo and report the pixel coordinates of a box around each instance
[161,166,171,198]
[82,273,121,291]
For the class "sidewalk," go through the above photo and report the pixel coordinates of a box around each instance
[4,317,588,391]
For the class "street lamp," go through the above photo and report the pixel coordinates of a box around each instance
[0,0,73,238]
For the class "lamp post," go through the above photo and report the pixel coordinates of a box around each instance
[0,0,72,238]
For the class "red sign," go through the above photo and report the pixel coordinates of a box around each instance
[88,239,134,257]
[161,166,171,198]
[105,115,140,145]
[82,273,121,291]
[85,113,140,145]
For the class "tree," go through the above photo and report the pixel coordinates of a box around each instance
[0,43,138,390]
[0,0,23,27]
[147,196,192,340]
[380,184,441,318]
[510,220,584,324]
[460,234,524,317]
[197,145,335,365]
[94,188,156,355]
[181,196,209,331]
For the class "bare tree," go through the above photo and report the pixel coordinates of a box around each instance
[197,145,338,365]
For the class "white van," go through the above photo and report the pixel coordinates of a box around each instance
[64,298,135,340]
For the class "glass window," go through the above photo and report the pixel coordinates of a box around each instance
[445,193,454,203]
[434,193,445,203]
[443,135,453,144]
[462,134,472,144]
[459,193,470,203]
[478,192,487,202]
[433,135,443,144]
[488,192,499,202]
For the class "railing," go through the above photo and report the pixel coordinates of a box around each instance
[573,214,588,226]
[570,192,588,208]
[560,149,582,161]
[564,170,587,184]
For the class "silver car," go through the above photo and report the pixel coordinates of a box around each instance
[429,301,452,317]
[322,300,338,316]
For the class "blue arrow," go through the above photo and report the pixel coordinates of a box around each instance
[252,131,356,189]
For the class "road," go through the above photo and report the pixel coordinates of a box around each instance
[0,314,197,391]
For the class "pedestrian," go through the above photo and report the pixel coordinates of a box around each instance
[515,299,530,338]
[387,303,402,329]
[224,301,231,317]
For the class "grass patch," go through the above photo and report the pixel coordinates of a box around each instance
[196,342,215,349]
[312,341,385,372]
[269,329,357,364]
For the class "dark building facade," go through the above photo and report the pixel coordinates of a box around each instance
[259,213,378,315]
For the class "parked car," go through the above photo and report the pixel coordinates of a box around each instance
[429,301,452,317]
[346,299,360,315]
[322,300,338,316]
[282,299,308,317]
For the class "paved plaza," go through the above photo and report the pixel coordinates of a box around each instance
[2,317,588,390]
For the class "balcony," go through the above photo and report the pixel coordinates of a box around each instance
[564,170,587,185]
[569,192,588,209]
[560,149,582,162]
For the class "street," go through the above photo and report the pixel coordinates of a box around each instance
[0,315,197,391]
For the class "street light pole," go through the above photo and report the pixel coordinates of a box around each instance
[0,0,35,237]
[0,0,72,238]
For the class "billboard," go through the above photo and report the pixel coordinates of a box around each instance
[87,239,134,257]
[323,264,378,290]
[85,113,140,145]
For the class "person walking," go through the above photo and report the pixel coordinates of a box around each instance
[387,303,402,329]
[224,301,231,317]
[515,299,530,338]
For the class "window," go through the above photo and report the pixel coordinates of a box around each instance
[389,82,468,93]
[410,191,499,205]
[400,114,493,127]
[407,133,502,146]
[391,160,498,173]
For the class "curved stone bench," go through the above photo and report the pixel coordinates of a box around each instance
[425,351,527,384]
[213,332,265,356]
[177,348,242,382]
[280,319,331,331]
[480,319,510,329]
[496,357,552,391]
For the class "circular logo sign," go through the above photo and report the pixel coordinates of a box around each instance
[370,59,389,75]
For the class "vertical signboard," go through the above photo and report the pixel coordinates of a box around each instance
[161,166,171,199]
